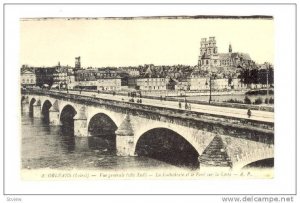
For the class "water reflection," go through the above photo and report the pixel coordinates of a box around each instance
[60,105,76,129]
[41,100,52,124]
[59,126,75,152]
[87,113,117,155]
[29,98,36,117]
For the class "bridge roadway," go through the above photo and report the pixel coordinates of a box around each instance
[55,90,274,123]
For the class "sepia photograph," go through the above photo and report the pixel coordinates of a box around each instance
[2,2,298,200]
[19,15,275,179]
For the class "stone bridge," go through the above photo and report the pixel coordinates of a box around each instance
[21,89,274,170]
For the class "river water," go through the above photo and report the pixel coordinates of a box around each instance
[21,112,176,170]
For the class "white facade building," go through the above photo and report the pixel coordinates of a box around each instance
[188,77,209,91]
[128,77,167,91]
[75,78,121,91]
[230,78,247,90]
[211,78,229,90]
[97,78,121,91]
[21,70,36,86]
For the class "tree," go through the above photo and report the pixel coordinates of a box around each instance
[244,96,251,104]
[250,68,259,84]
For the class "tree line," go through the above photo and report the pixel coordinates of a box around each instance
[238,66,274,85]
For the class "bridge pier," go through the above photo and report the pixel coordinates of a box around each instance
[73,107,88,137]
[21,101,30,113]
[74,118,88,137]
[49,100,61,125]
[116,114,135,156]
[33,103,41,118]
[49,110,61,125]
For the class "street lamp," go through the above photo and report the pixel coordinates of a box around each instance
[184,87,187,102]
[208,75,213,104]
[266,63,269,104]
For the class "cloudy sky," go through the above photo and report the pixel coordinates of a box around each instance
[20,17,274,68]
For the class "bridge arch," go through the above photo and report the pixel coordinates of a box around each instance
[87,113,118,153]
[242,158,274,169]
[58,102,79,120]
[87,108,123,128]
[21,95,27,103]
[133,121,213,156]
[135,127,200,169]
[41,100,52,122]
[29,97,36,116]
[60,104,77,132]
[40,97,55,109]
[235,153,274,170]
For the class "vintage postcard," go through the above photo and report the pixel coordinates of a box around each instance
[20,15,274,180]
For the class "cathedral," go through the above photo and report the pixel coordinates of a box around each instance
[198,37,254,72]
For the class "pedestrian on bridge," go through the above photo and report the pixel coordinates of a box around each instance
[179,101,182,109]
[247,108,252,118]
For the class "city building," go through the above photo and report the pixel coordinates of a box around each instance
[67,68,76,83]
[97,77,122,91]
[35,67,56,87]
[20,69,36,87]
[121,67,140,77]
[73,68,122,91]
[211,78,230,90]
[128,77,167,91]
[75,78,122,91]
[53,65,68,89]
[188,75,210,91]
[75,68,120,81]
[175,78,190,91]
[230,78,247,90]
[51,62,78,89]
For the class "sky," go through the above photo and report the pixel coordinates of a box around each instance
[20,17,274,68]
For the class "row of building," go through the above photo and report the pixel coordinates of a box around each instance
[21,66,246,92]
[21,36,271,92]
[21,64,123,91]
